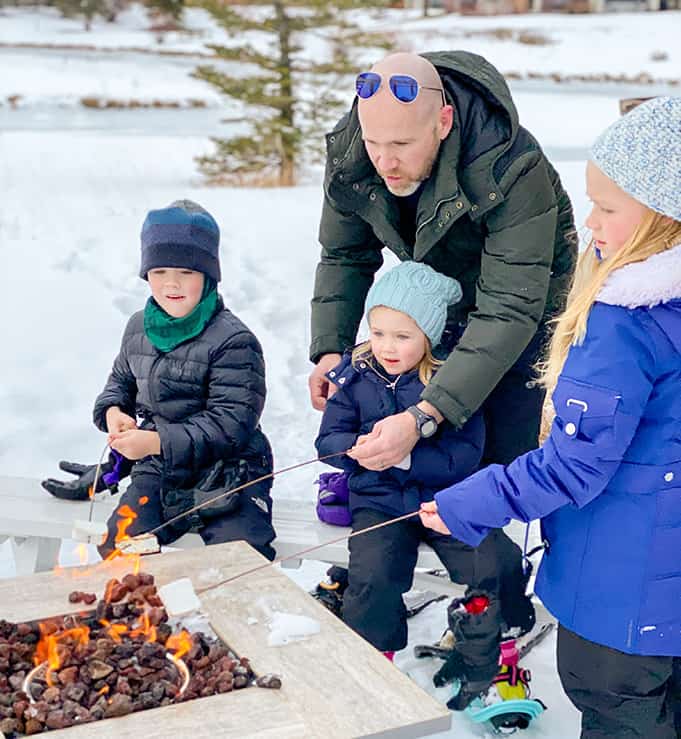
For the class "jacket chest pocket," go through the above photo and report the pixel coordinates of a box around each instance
[552,377,621,449]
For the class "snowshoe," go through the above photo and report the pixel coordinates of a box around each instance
[456,623,554,733]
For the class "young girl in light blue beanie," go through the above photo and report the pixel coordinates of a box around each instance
[421,96,681,732]
[315,261,498,673]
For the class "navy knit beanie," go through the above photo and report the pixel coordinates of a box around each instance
[140,199,221,282]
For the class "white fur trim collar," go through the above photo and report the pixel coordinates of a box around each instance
[597,242,681,308]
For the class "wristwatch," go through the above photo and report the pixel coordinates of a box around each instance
[406,405,439,439]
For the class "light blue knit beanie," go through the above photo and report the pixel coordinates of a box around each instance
[590,96,681,221]
[364,262,462,346]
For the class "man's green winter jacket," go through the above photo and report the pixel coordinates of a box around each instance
[311,51,577,428]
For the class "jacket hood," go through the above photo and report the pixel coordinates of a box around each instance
[597,242,681,308]
[422,51,518,166]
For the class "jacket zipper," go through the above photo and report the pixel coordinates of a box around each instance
[415,194,460,237]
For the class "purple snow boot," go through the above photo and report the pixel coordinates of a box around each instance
[315,471,351,526]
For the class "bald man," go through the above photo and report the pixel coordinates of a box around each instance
[309,50,576,698]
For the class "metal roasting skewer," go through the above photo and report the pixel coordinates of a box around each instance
[110,448,426,593]
[195,509,422,596]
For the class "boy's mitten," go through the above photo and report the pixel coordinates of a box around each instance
[161,459,249,536]
[41,453,131,501]
[433,588,502,710]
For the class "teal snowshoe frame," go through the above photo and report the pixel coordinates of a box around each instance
[464,696,546,733]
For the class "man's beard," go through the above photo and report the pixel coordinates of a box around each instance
[381,139,440,197]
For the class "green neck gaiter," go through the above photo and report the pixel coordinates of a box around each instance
[144,277,219,353]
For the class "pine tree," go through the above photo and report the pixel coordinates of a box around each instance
[192,0,393,186]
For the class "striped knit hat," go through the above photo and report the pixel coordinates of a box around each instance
[590,97,681,221]
[140,199,221,282]
[364,261,462,346]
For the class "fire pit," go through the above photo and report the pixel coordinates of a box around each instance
[0,571,267,736]
[0,541,451,739]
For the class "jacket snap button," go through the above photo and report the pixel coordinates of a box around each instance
[352,183,360,191]
[455,201,463,209]
[471,204,478,212]
[329,135,335,143]
[369,192,376,200]
[664,472,675,482]
[332,157,338,165]
[360,363,366,368]
[329,371,336,377]
[488,192,497,201]
[565,422,576,435]
[459,415,467,424]
[437,220,443,228]
[339,377,346,384]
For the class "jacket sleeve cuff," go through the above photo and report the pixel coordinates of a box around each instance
[310,336,347,364]
[421,384,473,430]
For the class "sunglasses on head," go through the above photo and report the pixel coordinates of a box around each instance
[355,72,446,107]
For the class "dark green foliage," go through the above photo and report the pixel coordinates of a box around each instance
[192,0,393,186]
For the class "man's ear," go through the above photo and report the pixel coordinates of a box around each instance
[438,105,454,140]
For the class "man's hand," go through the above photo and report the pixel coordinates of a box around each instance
[419,501,451,535]
[308,353,342,411]
[105,407,137,435]
[109,429,160,460]
[347,411,419,471]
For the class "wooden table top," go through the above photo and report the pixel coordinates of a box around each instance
[0,541,451,738]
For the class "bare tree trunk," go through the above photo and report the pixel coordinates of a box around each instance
[275,0,296,186]
[423,0,430,16]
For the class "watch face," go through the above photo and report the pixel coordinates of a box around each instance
[421,419,438,438]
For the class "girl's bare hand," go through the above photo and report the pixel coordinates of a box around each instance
[419,501,451,535]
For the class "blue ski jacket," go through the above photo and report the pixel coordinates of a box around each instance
[434,244,681,656]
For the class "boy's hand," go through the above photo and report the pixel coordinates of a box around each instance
[419,501,451,535]
[106,407,137,435]
[109,430,160,460]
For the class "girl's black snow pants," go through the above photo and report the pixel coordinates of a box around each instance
[558,624,681,738]
[342,507,530,652]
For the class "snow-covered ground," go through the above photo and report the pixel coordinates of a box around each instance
[1,5,679,737]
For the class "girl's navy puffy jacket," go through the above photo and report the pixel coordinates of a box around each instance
[315,352,485,517]
[434,243,681,656]
[93,297,272,488]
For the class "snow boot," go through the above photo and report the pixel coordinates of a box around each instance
[432,589,502,711]
[500,561,536,638]
[311,566,349,617]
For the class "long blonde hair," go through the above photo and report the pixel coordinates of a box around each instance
[538,209,681,441]
[351,340,443,385]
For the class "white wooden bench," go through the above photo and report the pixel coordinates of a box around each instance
[0,476,466,584]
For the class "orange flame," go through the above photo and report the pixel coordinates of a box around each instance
[34,624,90,684]
[130,612,157,643]
[166,630,192,662]
[114,505,138,544]
[99,619,128,644]
[97,685,110,696]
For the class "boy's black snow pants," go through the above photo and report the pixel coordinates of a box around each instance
[98,471,276,561]
[342,507,529,652]
[558,624,681,738]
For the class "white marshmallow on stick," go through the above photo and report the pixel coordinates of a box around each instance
[158,578,201,617]
[71,520,108,546]
[116,533,161,555]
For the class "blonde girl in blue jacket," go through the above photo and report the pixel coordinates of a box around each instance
[420,97,681,737]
